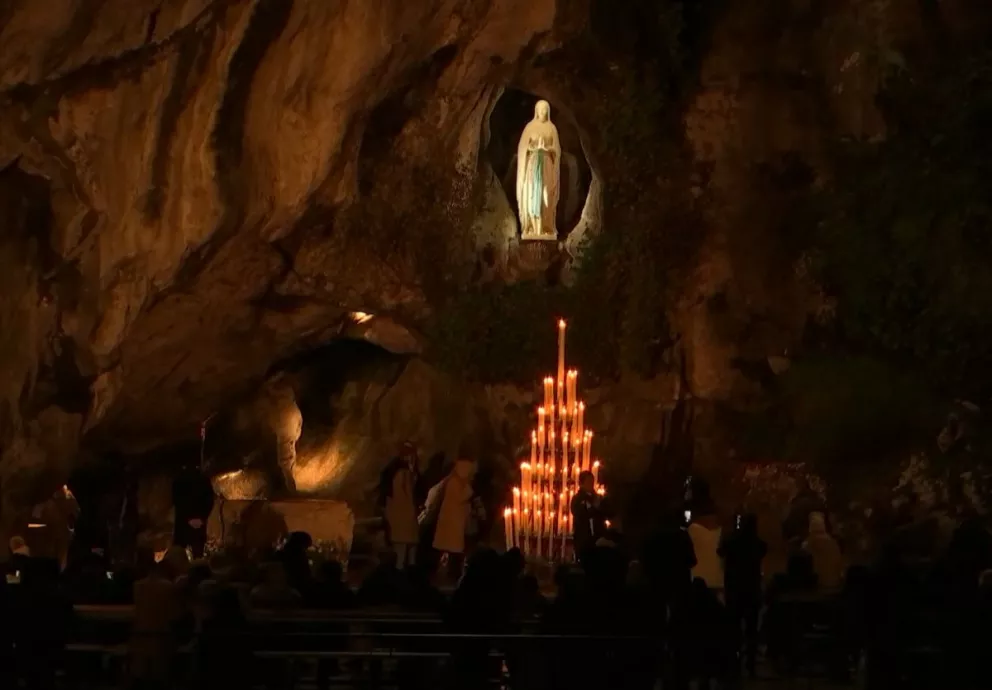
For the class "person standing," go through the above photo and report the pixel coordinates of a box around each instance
[382,443,421,568]
[172,461,215,559]
[433,459,476,582]
[687,508,724,593]
[570,471,605,564]
[719,513,767,678]
[803,511,843,591]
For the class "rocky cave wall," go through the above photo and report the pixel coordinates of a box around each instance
[2,0,991,538]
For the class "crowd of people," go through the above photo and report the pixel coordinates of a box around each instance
[1,449,991,689]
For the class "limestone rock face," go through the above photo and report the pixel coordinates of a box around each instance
[0,0,564,513]
[214,354,679,516]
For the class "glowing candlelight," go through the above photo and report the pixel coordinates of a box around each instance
[543,377,554,412]
[592,460,600,485]
[577,402,585,439]
[503,509,513,551]
[536,510,543,559]
[513,508,521,549]
[512,487,522,523]
[566,370,577,412]
[583,430,593,472]
[557,320,566,394]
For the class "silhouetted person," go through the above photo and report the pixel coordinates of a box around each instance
[764,550,819,674]
[251,561,303,609]
[446,548,508,689]
[196,587,251,690]
[277,530,313,595]
[357,550,405,607]
[719,513,766,677]
[172,460,215,559]
[570,471,605,563]
[131,558,182,688]
[310,559,354,609]
[14,558,72,689]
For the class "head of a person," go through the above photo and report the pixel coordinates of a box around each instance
[808,511,828,536]
[263,561,289,588]
[453,458,476,481]
[163,545,190,579]
[319,559,344,584]
[739,512,758,537]
[501,547,525,579]
[9,535,29,556]
[284,531,313,554]
[578,471,595,494]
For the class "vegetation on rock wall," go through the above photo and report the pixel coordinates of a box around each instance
[810,48,992,400]
[748,45,992,473]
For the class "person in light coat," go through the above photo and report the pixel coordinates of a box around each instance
[803,511,843,590]
[433,459,476,579]
[385,444,420,568]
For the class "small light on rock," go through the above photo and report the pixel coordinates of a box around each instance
[351,311,373,324]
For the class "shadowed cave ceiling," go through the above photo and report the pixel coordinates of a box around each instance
[2,0,991,518]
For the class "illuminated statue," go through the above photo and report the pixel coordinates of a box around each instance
[516,100,561,240]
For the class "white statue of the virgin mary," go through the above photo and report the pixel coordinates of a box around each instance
[515,100,561,240]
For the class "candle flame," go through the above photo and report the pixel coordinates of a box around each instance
[512,487,520,496]
[558,319,566,329]
[593,461,600,468]
[579,401,585,410]
[538,406,545,415]
[504,508,512,517]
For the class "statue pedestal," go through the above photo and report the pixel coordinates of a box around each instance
[521,233,558,242]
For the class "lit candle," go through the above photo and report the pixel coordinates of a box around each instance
[522,508,530,553]
[521,462,531,503]
[504,509,513,552]
[513,509,521,550]
[536,510,543,559]
[548,430,555,473]
[560,492,569,553]
[537,408,546,452]
[545,494,554,537]
[543,377,554,412]
[557,319,566,401]
[576,402,585,439]
[513,487,522,525]
[583,430,593,472]
[547,405,555,440]
[566,370,577,412]
[592,460,600,485]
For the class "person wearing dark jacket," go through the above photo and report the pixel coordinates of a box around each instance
[570,471,605,564]
[172,461,216,559]
[719,513,767,678]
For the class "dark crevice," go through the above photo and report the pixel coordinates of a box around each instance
[40,0,103,77]
[145,9,161,44]
[4,1,223,99]
[23,337,95,418]
[161,0,294,298]
[357,44,459,195]
[144,24,216,221]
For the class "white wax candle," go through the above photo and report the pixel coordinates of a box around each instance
[592,460,600,486]
[577,402,585,439]
[543,377,554,412]
[557,320,566,400]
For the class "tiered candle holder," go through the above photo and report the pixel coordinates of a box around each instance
[502,319,605,562]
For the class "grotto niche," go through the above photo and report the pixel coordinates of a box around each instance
[485,88,593,249]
